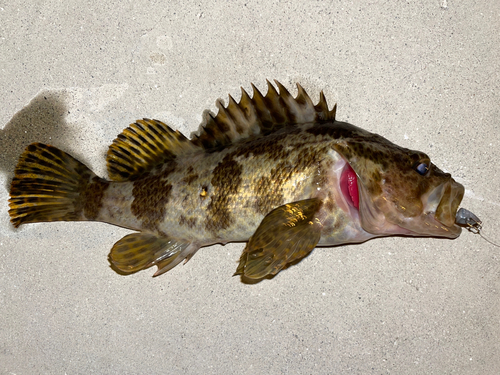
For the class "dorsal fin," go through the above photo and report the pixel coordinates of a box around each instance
[191,80,337,150]
[106,81,336,180]
[106,119,199,181]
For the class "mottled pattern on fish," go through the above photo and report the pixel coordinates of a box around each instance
[9,80,465,280]
[100,126,344,240]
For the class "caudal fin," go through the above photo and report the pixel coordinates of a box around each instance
[9,143,108,227]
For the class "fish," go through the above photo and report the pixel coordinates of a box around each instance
[8,80,466,280]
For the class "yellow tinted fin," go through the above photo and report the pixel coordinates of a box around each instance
[109,232,198,276]
[191,80,337,151]
[9,143,104,227]
[107,119,199,182]
[235,198,323,279]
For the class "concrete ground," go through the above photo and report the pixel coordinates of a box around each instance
[1,1,499,374]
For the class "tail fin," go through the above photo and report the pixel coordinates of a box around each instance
[9,143,108,227]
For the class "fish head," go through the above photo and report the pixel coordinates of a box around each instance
[333,122,464,239]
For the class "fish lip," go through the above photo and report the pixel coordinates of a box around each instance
[407,213,463,238]
[421,179,464,237]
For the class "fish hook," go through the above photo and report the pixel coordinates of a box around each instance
[455,208,500,247]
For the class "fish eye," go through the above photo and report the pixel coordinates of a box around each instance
[415,162,429,176]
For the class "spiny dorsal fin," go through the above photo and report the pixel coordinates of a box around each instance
[191,80,337,151]
[106,119,199,181]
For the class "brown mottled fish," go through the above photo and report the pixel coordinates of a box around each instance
[9,80,468,280]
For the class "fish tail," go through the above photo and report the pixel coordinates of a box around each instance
[9,143,109,227]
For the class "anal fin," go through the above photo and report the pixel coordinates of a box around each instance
[235,198,323,279]
[109,232,198,277]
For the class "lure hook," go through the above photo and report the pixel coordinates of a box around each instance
[455,208,499,247]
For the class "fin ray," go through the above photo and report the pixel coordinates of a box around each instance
[235,198,323,279]
[109,232,199,276]
[106,119,199,181]
[9,143,101,227]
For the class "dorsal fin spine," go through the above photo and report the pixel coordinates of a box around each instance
[191,80,338,150]
[250,83,269,121]
[265,80,287,124]
[273,80,297,122]
[215,100,233,132]
[239,87,253,118]
[226,94,247,134]
[295,83,307,105]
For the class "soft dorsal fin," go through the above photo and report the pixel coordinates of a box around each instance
[107,119,199,181]
[191,80,337,150]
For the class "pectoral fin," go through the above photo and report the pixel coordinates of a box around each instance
[235,198,323,279]
[109,232,197,277]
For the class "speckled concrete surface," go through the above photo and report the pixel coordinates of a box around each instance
[1,1,499,374]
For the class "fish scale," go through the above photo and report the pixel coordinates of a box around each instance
[9,80,467,280]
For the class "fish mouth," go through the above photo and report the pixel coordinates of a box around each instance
[354,172,465,239]
[428,180,464,236]
[340,163,359,210]
[393,180,465,238]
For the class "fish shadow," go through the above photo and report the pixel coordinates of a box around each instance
[0,90,76,190]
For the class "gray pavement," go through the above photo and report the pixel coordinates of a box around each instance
[1,1,499,374]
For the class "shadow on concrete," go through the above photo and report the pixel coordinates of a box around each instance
[0,90,76,190]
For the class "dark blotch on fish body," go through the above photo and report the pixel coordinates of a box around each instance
[131,163,176,231]
[205,155,243,233]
